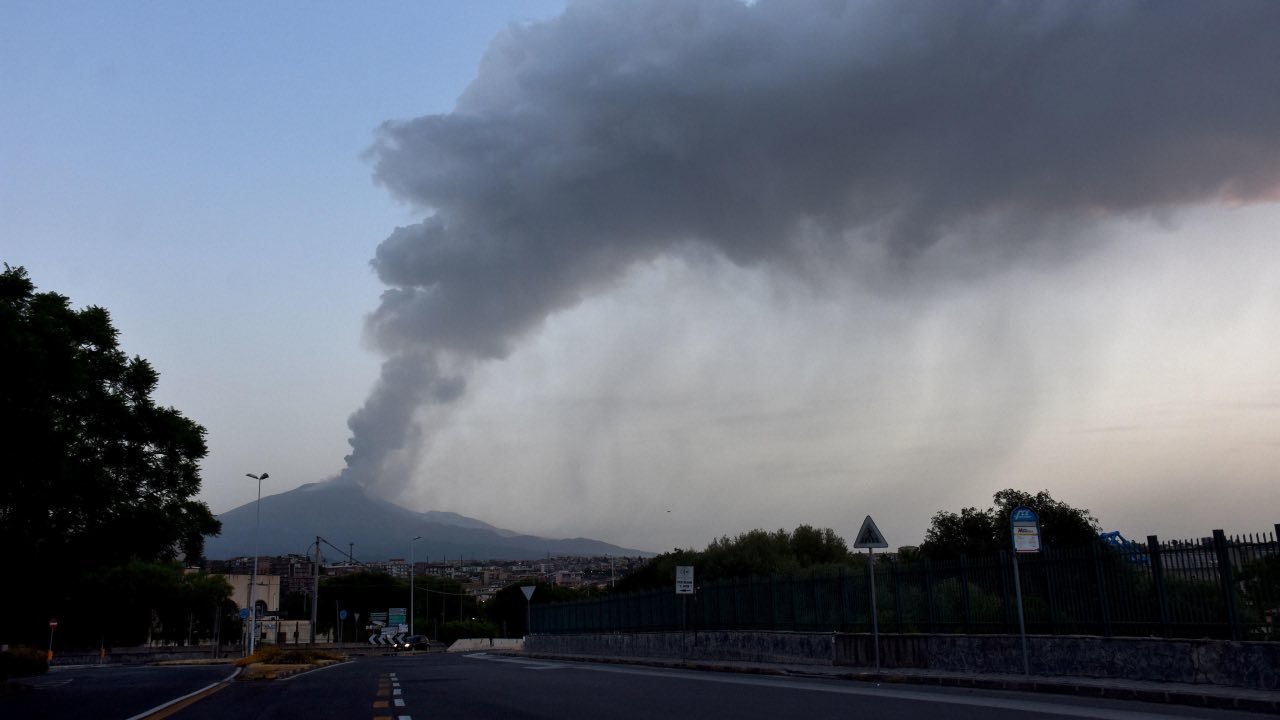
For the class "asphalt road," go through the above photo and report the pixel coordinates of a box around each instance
[1,663,234,720]
[165,654,1274,720]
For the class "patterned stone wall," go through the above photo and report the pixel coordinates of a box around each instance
[833,633,1280,690]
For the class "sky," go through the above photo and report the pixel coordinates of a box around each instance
[4,0,1278,555]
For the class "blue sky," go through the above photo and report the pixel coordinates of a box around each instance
[5,1,1278,554]
[2,1,564,525]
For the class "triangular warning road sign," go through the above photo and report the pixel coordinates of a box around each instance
[853,515,888,549]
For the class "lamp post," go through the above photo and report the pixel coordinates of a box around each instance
[246,472,268,655]
[410,535,422,639]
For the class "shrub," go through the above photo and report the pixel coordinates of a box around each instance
[0,646,49,679]
[441,620,499,645]
[234,645,340,666]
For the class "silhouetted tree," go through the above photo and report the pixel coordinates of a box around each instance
[485,580,594,636]
[1,265,219,644]
[615,525,854,591]
[920,488,1101,559]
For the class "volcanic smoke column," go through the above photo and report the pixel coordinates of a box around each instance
[339,0,1280,497]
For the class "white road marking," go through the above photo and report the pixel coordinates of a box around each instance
[122,667,241,720]
[394,698,406,707]
[464,653,564,670]
[393,688,402,695]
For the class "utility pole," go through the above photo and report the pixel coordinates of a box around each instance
[410,536,422,638]
[245,472,268,656]
[310,536,320,644]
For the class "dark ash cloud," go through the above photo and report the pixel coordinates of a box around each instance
[344,0,1280,494]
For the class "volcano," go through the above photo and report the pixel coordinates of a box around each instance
[202,480,650,561]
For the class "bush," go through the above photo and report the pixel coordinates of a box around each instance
[441,620,499,645]
[1,646,49,679]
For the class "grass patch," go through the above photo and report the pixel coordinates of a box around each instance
[239,662,314,681]
[234,646,342,680]
[234,646,341,667]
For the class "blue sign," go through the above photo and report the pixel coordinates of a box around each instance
[239,608,250,620]
[340,610,348,621]
[1010,506,1038,524]
[1010,506,1042,552]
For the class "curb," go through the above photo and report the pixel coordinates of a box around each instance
[512,653,1280,715]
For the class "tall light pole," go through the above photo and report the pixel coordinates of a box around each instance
[410,535,422,639]
[246,472,268,655]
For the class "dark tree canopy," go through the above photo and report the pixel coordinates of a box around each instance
[615,524,853,592]
[920,488,1101,559]
[1,264,220,643]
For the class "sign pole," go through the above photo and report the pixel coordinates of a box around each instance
[521,585,536,636]
[852,515,888,671]
[1008,506,1040,676]
[867,549,879,670]
[47,619,57,663]
[1011,549,1029,675]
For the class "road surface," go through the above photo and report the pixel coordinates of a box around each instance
[163,653,1271,720]
[2,662,233,720]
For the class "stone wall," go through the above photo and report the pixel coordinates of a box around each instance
[526,631,833,666]
[833,634,1280,691]
[51,646,223,666]
[525,631,1280,691]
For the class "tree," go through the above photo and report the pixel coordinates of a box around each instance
[485,580,595,637]
[920,489,1101,559]
[0,265,220,644]
[614,525,855,592]
[75,562,233,647]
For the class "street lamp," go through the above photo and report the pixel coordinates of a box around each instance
[410,535,422,640]
[246,472,268,655]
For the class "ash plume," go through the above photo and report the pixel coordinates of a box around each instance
[342,0,1280,496]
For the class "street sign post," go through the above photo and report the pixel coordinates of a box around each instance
[675,566,695,634]
[48,618,57,662]
[1011,506,1042,553]
[1009,505,1040,675]
[521,585,536,636]
[853,516,888,550]
[853,516,888,670]
[675,566,694,594]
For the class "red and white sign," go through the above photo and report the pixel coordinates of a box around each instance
[49,619,58,629]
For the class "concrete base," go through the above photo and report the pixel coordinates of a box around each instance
[448,638,524,653]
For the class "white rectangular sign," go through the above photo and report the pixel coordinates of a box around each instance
[1013,525,1041,553]
[675,565,694,595]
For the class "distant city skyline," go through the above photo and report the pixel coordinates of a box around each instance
[5,1,1278,553]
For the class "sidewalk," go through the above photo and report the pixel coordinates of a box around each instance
[515,652,1280,715]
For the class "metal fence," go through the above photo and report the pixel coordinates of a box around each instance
[533,525,1280,640]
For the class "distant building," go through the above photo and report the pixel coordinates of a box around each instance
[220,573,282,618]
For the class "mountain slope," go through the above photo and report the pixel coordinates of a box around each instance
[202,480,649,561]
